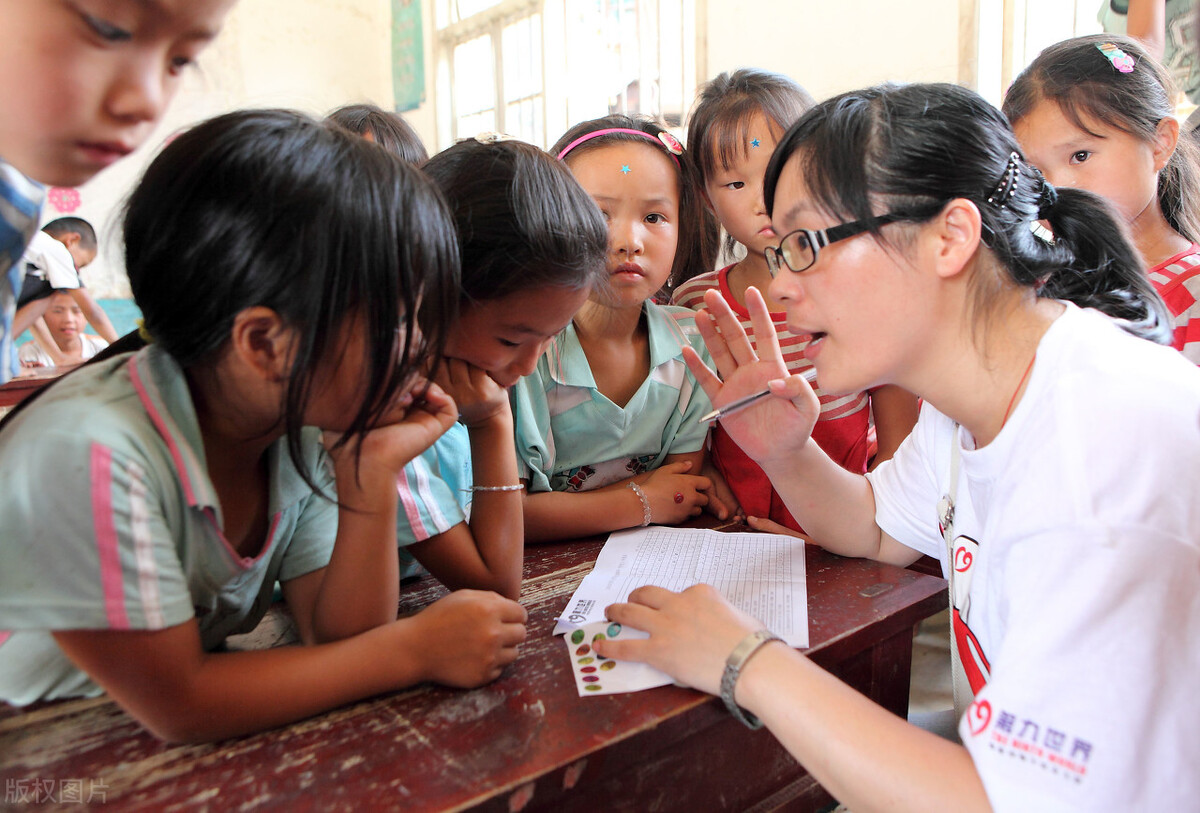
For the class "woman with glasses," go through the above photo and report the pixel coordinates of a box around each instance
[596,82,1200,810]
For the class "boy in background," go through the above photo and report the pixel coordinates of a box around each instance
[13,218,117,366]
[18,290,109,370]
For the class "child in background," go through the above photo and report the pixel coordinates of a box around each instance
[673,69,919,535]
[0,0,238,384]
[326,102,428,165]
[1005,34,1200,363]
[394,136,608,595]
[0,110,527,742]
[511,116,731,543]
[17,290,108,369]
[14,217,119,365]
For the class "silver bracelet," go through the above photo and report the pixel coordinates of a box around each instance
[720,628,783,729]
[462,484,525,492]
[627,482,652,526]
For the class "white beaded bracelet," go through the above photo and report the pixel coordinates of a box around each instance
[462,484,526,492]
[627,482,652,526]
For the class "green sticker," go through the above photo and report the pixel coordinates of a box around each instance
[570,629,584,645]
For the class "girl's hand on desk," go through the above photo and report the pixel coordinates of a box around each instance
[598,584,765,697]
[686,287,820,467]
[408,590,528,687]
[641,460,712,523]
[435,358,510,428]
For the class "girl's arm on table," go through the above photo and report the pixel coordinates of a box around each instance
[53,590,527,743]
[289,382,460,644]
[409,408,523,599]
[407,359,524,599]
[522,456,711,543]
[689,287,917,565]
[598,584,990,813]
[867,384,920,471]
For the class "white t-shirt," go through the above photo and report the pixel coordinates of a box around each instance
[867,304,1200,811]
[18,334,107,367]
[20,231,81,290]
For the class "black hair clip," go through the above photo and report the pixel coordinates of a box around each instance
[986,152,1021,209]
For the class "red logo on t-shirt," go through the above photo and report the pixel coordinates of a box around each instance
[967,699,992,736]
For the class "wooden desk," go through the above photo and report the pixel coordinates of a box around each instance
[0,366,76,409]
[0,538,946,811]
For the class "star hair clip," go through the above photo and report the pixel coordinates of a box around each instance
[1097,42,1136,73]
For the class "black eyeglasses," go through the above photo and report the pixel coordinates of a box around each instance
[764,212,915,277]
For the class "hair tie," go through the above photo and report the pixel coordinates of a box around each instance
[986,152,1021,209]
[1034,169,1058,219]
[556,127,682,167]
[135,317,154,344]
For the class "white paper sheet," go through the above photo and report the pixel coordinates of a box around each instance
[554,526,809,648]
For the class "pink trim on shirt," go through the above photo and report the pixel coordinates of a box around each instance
[128,356,199,507]
[0,631,11,649]
[397,468,434,543]
[90,443,131,629]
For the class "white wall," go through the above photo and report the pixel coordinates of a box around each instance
[702,0,965,103]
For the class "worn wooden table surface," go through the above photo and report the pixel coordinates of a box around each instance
[0,532,946,812]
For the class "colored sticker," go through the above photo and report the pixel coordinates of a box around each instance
[585,685,602,692]
[600,661,616,671]
[582,676,600,683]
[577,657,594,665]
[576,644,591,656]
[593,633,606,642]
[571,629,584,645]
[580,666,597,673]
[607,623,622,638]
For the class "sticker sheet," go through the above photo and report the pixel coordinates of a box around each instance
[562,620,674,696]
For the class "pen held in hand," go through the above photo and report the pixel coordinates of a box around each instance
[698,368,818,425]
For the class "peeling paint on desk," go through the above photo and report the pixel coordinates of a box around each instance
[508,780,536,811]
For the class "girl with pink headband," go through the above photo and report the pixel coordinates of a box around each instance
[510,116,736,541]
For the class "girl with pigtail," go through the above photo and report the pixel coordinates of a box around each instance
[596,82,1200,810]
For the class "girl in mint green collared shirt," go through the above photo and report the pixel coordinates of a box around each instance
[0,110,527,742]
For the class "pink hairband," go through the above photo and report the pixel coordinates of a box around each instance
[556,127,684,166]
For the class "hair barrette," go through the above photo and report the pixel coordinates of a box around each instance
[474,132,521,144]
[986,152,1021,209]
[657,131,684,155]
[1096,42,1136,73]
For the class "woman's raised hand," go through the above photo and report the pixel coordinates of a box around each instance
[684,286,820,466]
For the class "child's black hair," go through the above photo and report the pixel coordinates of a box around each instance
[686,68,815,271]
[123,108,459,484]
[422,137,607,302]
[764,82,1171,344]
[326,102,429,165]
[42,216,97,252]
[1003,33,1200,244]
[550,115,705,296]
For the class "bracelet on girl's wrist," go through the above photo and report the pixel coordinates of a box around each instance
[720,628,783,729]
[627,482,652,526]
[461,483,525,492]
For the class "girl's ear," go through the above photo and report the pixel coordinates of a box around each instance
[925,198,982,281]
[228,306,296,383]
[1152,116,1180,172]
